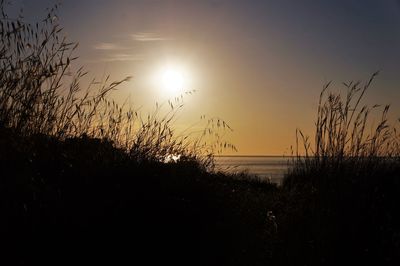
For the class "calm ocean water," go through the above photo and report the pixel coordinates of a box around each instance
[214,156,293,184]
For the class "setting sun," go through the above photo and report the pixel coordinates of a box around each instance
[160,65,187,95]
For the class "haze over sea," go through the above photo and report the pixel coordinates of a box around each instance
[215,156,293,185]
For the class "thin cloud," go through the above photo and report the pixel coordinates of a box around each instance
[102,53,144,62]
[92,40,143,62]
[131,32,170,42]
[93,42,121,50]
[84,53,143,63]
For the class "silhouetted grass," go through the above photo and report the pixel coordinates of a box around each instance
[281,73,400,265]
[0,1,235,168]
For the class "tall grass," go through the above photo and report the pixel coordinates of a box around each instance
[286,72,400,187]
[0,1,235,168]
[279,74,400,265]
[0,2,126,137]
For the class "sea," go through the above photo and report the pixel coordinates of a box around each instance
[214,156,293,185]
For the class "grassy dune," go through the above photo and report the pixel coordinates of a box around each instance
[0,127,278,265]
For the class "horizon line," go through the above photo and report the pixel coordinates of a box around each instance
[215,154,291,157]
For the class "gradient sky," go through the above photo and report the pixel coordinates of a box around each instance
[14,0,400,155]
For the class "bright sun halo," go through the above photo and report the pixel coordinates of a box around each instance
[160,66,187,95]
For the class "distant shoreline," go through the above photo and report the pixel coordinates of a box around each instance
[216,155,400,159]
[215,155,292,158]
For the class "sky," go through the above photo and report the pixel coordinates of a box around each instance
[12,0,400,155]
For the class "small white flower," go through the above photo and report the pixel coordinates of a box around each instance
[266,210,278,233]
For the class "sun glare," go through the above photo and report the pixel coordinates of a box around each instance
[157,65,188,96]
[163,68,184,90]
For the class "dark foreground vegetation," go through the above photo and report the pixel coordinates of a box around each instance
[0,126,276,265]
[2,125,400,266]
[1,2,400,265]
